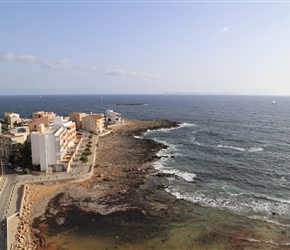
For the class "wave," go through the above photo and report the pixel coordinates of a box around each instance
[248,147,264,152]
[159,168,196,182]
[152,155,196,182]
[145,126,178,134]
[217,145,264,152]
[180,122,196,128]
[165,186,290,227]
[241,237,290,246]
[191,137,202,146]
[190,138,264,153]
[145,122,196,135]
[217,144,246,151]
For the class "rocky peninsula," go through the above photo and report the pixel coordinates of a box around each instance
[14,119,290,250]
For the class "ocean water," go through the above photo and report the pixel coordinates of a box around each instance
[2,95,290,233]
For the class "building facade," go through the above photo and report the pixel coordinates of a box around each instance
[0,126,30,160]
[82,114,104,134]
[32,111,56,122]
[104,109,121,124]
[69,112,87,130]
[28,117,50,132]
[4,112,20,128]
[31,117,77,172]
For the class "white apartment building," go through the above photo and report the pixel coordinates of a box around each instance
[104,109,121,124]
[31,116,76,172]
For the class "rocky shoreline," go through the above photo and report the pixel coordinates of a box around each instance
[13,118,290,250]
[15,118,183,249]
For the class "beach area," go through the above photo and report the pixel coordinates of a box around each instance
[14,119,290,250]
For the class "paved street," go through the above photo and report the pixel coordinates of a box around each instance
[0,132,98,250]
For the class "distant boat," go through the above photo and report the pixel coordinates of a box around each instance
[272,100,276,105]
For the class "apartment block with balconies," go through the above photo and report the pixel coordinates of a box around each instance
[31,116,77,172]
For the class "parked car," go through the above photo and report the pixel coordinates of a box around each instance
[7,163,15,169]
[14,166,23,173]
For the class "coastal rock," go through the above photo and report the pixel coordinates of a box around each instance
[55,217,66,225]
[47,207,59,216]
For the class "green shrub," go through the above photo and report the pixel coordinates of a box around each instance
[80,155,88,163]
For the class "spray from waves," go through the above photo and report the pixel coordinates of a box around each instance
[152,154,196,182]
[145,125,181,134]
[180,122,196,127]
[145,122,196,135]
[165,185,290,227]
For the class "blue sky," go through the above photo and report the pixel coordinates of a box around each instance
[1,1,290,95]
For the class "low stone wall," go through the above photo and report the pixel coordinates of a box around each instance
[6,212,19,250]
[12,184,36,250]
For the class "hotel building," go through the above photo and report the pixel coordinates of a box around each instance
[31,116,77,172]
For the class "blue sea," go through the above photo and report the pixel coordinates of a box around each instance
[1,94,290,227]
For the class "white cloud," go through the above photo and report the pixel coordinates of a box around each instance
[221,26,229,33]
[105,69,160,78]
[0,52,159,78]
[42,59,78,70]
[0,53,38,63]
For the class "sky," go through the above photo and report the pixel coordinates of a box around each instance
[1,0,290,96]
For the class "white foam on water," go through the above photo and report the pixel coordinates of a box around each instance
[248,147,264,152]
[180,122,196,128]
[242,237,290,246]
[152,156,196,182]
[248,215,290,227]
[134,135,143,139]
[191,137,202,146]
[244,238,261,243]
[145,126,178,134]
[165,186,290,227]
[163,169,196,182]
[217,144,264,152]
[217,144,246,151]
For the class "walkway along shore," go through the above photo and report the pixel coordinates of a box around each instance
[0,132,99,250]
